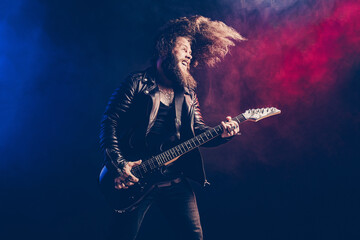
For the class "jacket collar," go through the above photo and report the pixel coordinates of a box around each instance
[144,66,192,95]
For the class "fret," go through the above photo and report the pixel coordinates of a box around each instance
[149,160,154,169]
[175,146,182,155]
[168,150,174,159]
[214,126,222,134]
[165,152,171,160]
[186,141,192,150]
[158,154,163,164]
[180,144,186,152]
[173,147,179,156]
[173,147,180,157]
[141,164,147,173]
[203,133,208,140]
[183,143,189,151]
[162,152,167,161]
[154,156,160,166]
[168,150,173,159]
[169,148,175,157]
[143,162,149,171]
[162,153,167,162]
[211,128,218,136]
[169,148,174,158]
[165,151,171,159]
[172,148,178,157]
[199,135,204,142]
[155,157,161,167]
[172,148,179,158]
[208,130,214,138]
[204,132,210,139]
[191,139,196,147]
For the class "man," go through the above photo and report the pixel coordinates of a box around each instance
[99,16,245,240]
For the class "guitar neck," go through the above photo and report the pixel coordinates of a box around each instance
[132,113,246,177]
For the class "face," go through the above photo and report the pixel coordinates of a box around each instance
[161,37,196,89]
[171,36,192,72]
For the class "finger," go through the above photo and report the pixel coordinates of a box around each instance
[226,116,232,121]
[118,173,128,182]
[128,173,139,182]
[125,181,135,187]
[227,123,234,132]
[128,160,142,167]
[123,169,138,182]
[226,125,232,134]
[134,160,142,166]
[115,182,124,190]
[125,162,141,182]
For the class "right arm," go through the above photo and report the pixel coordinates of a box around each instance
[99,75,141,189]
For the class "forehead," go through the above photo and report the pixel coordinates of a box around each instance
[174,36,191,48]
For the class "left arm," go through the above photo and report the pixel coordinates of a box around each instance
[192,93,239,147]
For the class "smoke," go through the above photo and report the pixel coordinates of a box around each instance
[199,0,360,167]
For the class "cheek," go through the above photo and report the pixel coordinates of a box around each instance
[173,50,184,60]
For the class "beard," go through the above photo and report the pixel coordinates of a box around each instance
[161,54,197,89]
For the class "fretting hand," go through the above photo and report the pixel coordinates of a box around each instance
[221,116,240,138]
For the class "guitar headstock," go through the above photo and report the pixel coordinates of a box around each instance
[243,107,281,122]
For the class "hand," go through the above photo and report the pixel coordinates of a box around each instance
[114,160,142,189]
[221,116,240,138]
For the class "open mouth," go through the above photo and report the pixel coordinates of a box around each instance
[181,60,189,67]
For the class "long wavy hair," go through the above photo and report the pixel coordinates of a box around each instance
[154,15,246,68]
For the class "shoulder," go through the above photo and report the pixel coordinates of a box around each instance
[185,86,197,100]
[126,67,156,85]
[113,67,156,97]
[114,67,156,93]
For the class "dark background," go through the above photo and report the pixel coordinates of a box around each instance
[1,0,359,239]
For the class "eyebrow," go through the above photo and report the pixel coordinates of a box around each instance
[180,43,192,53]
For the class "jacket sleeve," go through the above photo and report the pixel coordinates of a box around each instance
[192,93,233,148]
[99,75,138,171]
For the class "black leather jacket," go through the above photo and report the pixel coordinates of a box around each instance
[99,67,230,185]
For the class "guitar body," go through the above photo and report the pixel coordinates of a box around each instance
[99,165,155,213]
[99,157,181,213]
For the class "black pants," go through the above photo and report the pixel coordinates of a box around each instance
[106,179,203,240]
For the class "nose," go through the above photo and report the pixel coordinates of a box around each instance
[185,52,192,60]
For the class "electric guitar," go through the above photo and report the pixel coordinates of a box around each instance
[99,107,281,213]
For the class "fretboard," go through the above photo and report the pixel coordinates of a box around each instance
[132,113,246,178]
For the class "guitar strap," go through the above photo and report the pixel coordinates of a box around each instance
[174,90,184,140]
